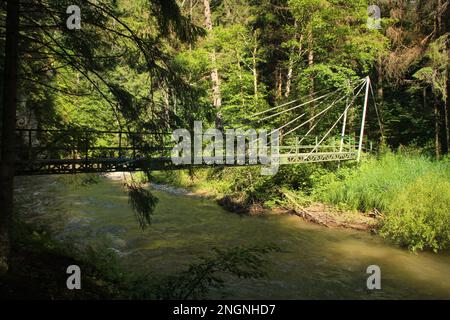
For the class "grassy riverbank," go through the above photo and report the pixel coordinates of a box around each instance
[312,153,450,252]
[146,152,450,253]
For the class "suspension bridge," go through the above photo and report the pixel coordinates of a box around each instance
[14,76,378,176]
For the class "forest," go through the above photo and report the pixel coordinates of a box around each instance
[0,0,449,300]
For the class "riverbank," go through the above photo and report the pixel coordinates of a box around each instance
[143,152,450,252]
[6,174,450,299]
[142,171,378,233]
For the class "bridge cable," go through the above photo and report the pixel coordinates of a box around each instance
[257,90,339,122]
[304,109,348,159]
[251,87,335,118]
[251,79,366,148]
[246,78,366,151]
[304,81,368,158]
[265,90,340,135]
[369,81,385,139]
[280,80,366,138]
[251,77,366,118]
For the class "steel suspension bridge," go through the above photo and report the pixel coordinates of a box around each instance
[14,76,378,176]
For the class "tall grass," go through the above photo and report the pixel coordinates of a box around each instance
[313,152,450,252]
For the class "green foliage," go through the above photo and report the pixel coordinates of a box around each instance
[313,152,450,251]
[8,0,450,256]
[414,35,449,101]
[279,187,313,208]
[380,175,450,252]
[2,221,124,299]
[152,163,333,208]
[127,183,159,229]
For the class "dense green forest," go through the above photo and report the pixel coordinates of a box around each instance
[2,1,449,145]
[0,0,450,299]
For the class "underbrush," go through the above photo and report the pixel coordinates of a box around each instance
[147,163,331,208]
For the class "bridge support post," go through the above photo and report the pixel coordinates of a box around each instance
[357,76,370,162]
[118,132,122,158]
[84,132,89,163]
[340,103,348,153]
[72,146,76,173]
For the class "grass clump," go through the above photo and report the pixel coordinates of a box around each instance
[313,152,450,252]
[380,174,450,252]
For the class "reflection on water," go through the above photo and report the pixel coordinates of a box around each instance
[17,176,450,299]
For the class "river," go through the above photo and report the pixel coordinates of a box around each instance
[15,175,450,299]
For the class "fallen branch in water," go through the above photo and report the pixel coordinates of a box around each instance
[280,189,377,231]
[281,190,330,228]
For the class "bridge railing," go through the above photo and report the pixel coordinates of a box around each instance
[14,129,374,175]
[15,128,175,163]
[15,129,373,161]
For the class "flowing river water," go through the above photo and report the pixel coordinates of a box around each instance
[15,175,450,299]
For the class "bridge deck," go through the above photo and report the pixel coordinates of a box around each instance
[15,151,358,175]
[13,128,364,175]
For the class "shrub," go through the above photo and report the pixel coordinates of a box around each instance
[313,152,450,251]
[380,174,450,252]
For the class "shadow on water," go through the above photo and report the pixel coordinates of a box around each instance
[15,175,450,299]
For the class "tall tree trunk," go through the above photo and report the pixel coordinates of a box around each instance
[285,37,303,98]
[284,19,297,98]
[437,0,443,34]
[307,27,314,128]
[434,0,448,154]
[203,0,222,129]
[444,4,450,154]
[0,0,20,274]
[285,55,294,98]
[438,0,450,153]
[285,21,301,98]
[235,51,245,108]
[188,0,193,51]
[376,57,384,101]
[376,57,386,143]
[445,64,449,153]
[252,31,258,106]
[446,1,450,153]
[434,93,441,159]
[276,68,282,99]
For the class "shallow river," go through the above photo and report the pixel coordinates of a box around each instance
[16,175,450,299]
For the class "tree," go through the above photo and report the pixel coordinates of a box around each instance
[203,0,222,128]
[0,0,201,273]
[0,0,19,274]
[414,35,449,158]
